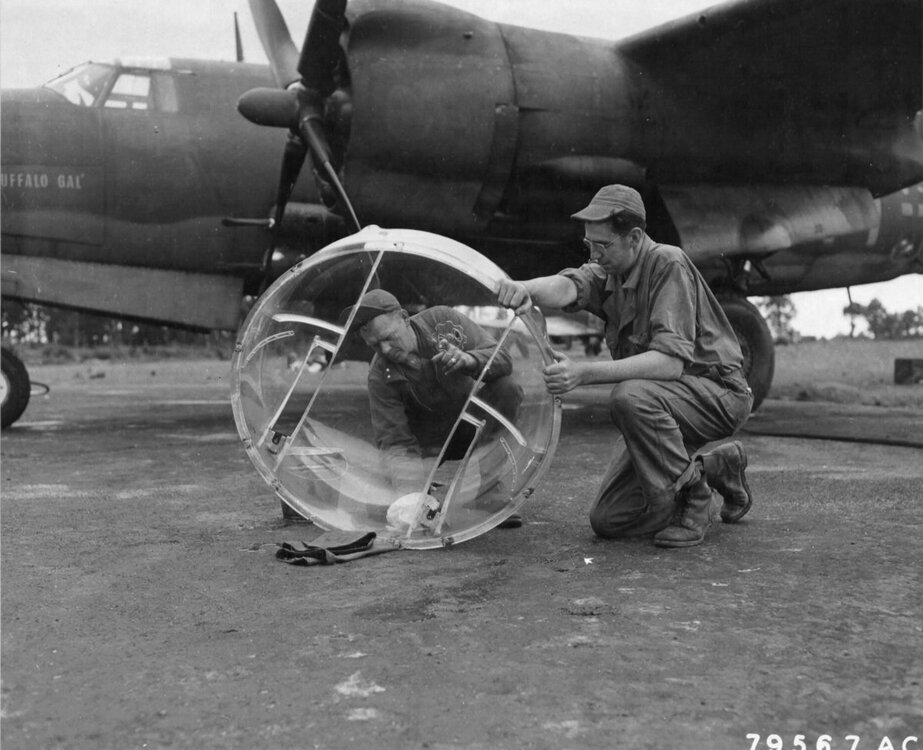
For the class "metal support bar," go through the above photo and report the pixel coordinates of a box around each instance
[270,248,385,468]
[431,416,486,535]
[271,313,346,338]
[257,337,323,450]
[468,395,527,447]
[410,315,520,534]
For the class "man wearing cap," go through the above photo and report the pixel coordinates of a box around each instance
[346,290,524,527]
[496,184,753,547]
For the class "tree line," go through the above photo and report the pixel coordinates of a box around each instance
[3,295,922,350]
[758,295,922,342]
[842,299,923,339]
[1,304,229,350]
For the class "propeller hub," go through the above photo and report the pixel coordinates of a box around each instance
[237,87,299,129]
[245,0,359,237]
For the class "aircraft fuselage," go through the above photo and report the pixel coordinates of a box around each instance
[2,2,921,330]
[1,59,290,329]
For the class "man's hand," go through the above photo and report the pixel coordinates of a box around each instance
[542,350,584,394]
[432,342,475,376]
[496,279,532,315]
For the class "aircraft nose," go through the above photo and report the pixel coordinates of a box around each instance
[1,86,88,166]
[1,85,65,110]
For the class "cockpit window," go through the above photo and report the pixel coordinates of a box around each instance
[44,62,115,106]
[104,73,151,110]
[43,62,179,114]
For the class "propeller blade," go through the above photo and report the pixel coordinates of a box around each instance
[297,0,348,96]
[244,0,359,239]
[300,117,360,232]
[249,0,300,87]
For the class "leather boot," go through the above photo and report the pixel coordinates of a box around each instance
[698,441,752,523]
[653,476,715,548]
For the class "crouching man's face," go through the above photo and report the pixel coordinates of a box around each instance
[360,310,419,366]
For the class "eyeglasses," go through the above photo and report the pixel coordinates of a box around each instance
[582,237,618,255]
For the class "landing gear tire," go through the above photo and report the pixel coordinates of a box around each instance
[719,297,774,411]
[1,346,31,429]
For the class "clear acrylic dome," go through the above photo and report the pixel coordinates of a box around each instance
[231,227,561,549]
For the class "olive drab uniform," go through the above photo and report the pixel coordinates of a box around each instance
[559,235,753,536]
[367,306,522,496]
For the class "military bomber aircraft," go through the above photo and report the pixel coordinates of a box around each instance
[2,0,921,427]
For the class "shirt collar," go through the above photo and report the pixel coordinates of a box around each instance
[620,233,653,290]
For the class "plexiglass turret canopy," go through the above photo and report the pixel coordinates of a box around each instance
[231,227,561,549]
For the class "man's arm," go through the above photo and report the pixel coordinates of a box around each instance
[429,307,513,380]
[543,348,684,394]
[542,255,696,393]
[496,275,578,315]
[457,311,513,379]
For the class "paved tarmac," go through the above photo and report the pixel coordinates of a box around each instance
[2,360,921,750]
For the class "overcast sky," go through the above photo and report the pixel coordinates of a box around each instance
[1,0,919,336]
[0,0,717,87]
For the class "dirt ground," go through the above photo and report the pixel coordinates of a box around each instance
[1,357,921,749]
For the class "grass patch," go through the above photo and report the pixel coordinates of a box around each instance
[771,338,923,406]
[6,337,921,406]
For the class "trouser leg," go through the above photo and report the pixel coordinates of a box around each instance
[589,376,750,538]
[588,435,677,537]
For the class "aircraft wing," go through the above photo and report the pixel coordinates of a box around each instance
[616,0,923,195]
[657,183,880,263]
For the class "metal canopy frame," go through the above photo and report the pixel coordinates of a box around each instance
[231,227,562,549]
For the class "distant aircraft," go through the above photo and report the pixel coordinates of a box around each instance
[2,0,921,428]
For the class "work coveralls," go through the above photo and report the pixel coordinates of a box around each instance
[560,235,753,537]
[367,306,522,496]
